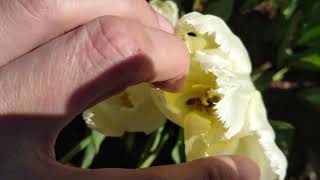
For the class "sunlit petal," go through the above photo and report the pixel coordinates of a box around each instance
[83,84,166,137]
[152,12,287,180]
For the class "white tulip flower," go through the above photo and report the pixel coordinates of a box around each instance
[83,4,287,179]
[152,12,287,180]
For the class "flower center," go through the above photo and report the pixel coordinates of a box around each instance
[119,92,135,109]
[175,29,219,54]
[185,85,220,113]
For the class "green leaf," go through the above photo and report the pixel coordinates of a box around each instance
[277,11,303,66]
[283,0,299,18]
[137,127,164,168]
[290,54,320,71]
[270,120,294,130]
[59,136,91,164]
[300,87,320,107]
[81,130,106,169]
[272,68,289,82]
[253,70,275,92]
[297,25,320,45]
[204,0,235,21]
[81,143,97,169]
[270,120,294,156]
[192,0,201,11]
[138,126,171,168]
[171,128,186,164]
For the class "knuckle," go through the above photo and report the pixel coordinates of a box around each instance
[69,20,115,74]
[71,17,127,73]
[77,18,123,73]
[95,17,129,59]
[97,16,148,58]
[71,16,155,84]
[83,16,150,66]
[96,17,155,82]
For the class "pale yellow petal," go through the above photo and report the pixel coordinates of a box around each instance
[152,12,287,180]
[175,12,252,75]
[152,61,218,127]
[149,0,179,25]
[245,91,288,180]
[83,84,166,137]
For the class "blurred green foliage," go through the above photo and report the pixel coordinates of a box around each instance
[55,0,320,179]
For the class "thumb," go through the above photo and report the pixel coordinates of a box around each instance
[48,156,259,180]
[0,119,259,180]
[142,156,260,180]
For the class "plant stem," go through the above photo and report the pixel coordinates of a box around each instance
[138,133,170,168]
[59,136,91,164]
[277,11,302,66]
[193,0,201,11]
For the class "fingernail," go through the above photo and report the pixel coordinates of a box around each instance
[156,14,174,34]
[152,75,186,92]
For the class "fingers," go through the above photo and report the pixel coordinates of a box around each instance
[39,156,259,180]
[0,15,189,117]
[140,156,260,180]
[0,0,172,66]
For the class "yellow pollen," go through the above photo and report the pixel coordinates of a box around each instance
[186,85,220,112]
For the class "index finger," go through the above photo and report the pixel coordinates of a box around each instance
[0,16,189,116]
[0,0,171,67]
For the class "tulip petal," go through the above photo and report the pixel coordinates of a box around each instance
[83,84,166,137]
[181,92,287,180]
[245,91,288,180]
[152,12,288,180]
[150,0,179,25]
[175,12,252,75]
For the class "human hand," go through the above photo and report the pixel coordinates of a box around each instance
[0,0,259,179]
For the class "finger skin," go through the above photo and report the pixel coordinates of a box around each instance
[54,156,259,180]
[142,156,260,180]
[0,15,189,117]
[0,131,259,180]
[0,123,259,180]
[0,0,172,66]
